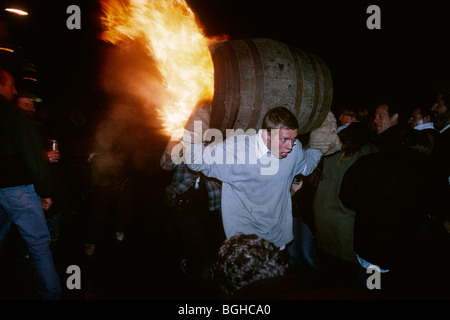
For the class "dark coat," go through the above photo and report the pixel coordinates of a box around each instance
[339,145,431,270]
[429,127,450,220]
[374,124,403,153]
[0,96,53,197]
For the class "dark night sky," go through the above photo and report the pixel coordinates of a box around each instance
[187,0,450,110]
[1,0,449,116]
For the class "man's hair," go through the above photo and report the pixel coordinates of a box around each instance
[210,233,290,299]
[262,107,299,131]
[437,88,449,108]
[16,90,37,100]
[340,104,369,123]
[372,100,402,119]
[338,121,374,162]
[0,69,10,86]
[382,102,401,118]
[415,106,433,120]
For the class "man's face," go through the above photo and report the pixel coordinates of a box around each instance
[266,128,298,159]
[374,104,398,134]
[0,72,18,102]
[408,108,423,128]
[431,93,448,117]
[16,97,36,116]
[431,93,450,130]
[339,113,355,126]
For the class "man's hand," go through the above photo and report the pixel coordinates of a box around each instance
[182,100,212,145]
[184,100,211,133]
[290,180,303,196]
[309,111,342,155]
[47,150,61,163]
[160,139,184,170]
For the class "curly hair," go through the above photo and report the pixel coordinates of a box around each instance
[209,233,290,299]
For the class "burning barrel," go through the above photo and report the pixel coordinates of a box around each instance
[209,38,333,134]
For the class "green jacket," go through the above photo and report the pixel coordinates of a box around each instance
[313,143,377,263]
[0,96,52,197]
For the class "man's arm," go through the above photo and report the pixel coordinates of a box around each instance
[160,140,181,171]
[294,147,322,177]
[183,134,231,183]
[12,110,53,197]
[179,101,231,181]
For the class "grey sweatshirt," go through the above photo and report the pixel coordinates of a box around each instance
[187,131,322,248]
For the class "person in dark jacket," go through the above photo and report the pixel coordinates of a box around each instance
[0,69,61,300]
[372,102,404,153]
[13,90,70,297]
[339,129,450,297]
[429,88,450,224]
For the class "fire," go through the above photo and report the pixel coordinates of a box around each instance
[98,0,216,137]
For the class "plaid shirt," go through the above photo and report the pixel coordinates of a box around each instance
[161,151,221,211]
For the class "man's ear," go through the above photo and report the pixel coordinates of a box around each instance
[392,113,399,123]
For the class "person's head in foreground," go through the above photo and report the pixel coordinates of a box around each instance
[209,233,290,299]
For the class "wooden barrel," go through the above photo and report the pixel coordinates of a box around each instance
[209,38,333,134]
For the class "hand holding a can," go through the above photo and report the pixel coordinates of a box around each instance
[47,149,61,163]
[47,139,61,163]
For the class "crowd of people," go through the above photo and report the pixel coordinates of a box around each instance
[165,89,450,299]
[0,65,449,300]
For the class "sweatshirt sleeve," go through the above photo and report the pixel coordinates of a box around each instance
[185,138,232,183]
[294,147,322,177]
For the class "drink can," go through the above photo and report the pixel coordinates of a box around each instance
[50,139,59,151]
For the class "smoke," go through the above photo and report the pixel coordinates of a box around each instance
[92,38,170,176]
[92,0,230,177]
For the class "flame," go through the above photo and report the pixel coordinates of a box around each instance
[98,0,217,137]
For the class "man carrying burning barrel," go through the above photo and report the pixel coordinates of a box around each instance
[175,103,341,253]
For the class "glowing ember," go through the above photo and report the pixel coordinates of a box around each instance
[5,8,29,16]
[98,0,216,137]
